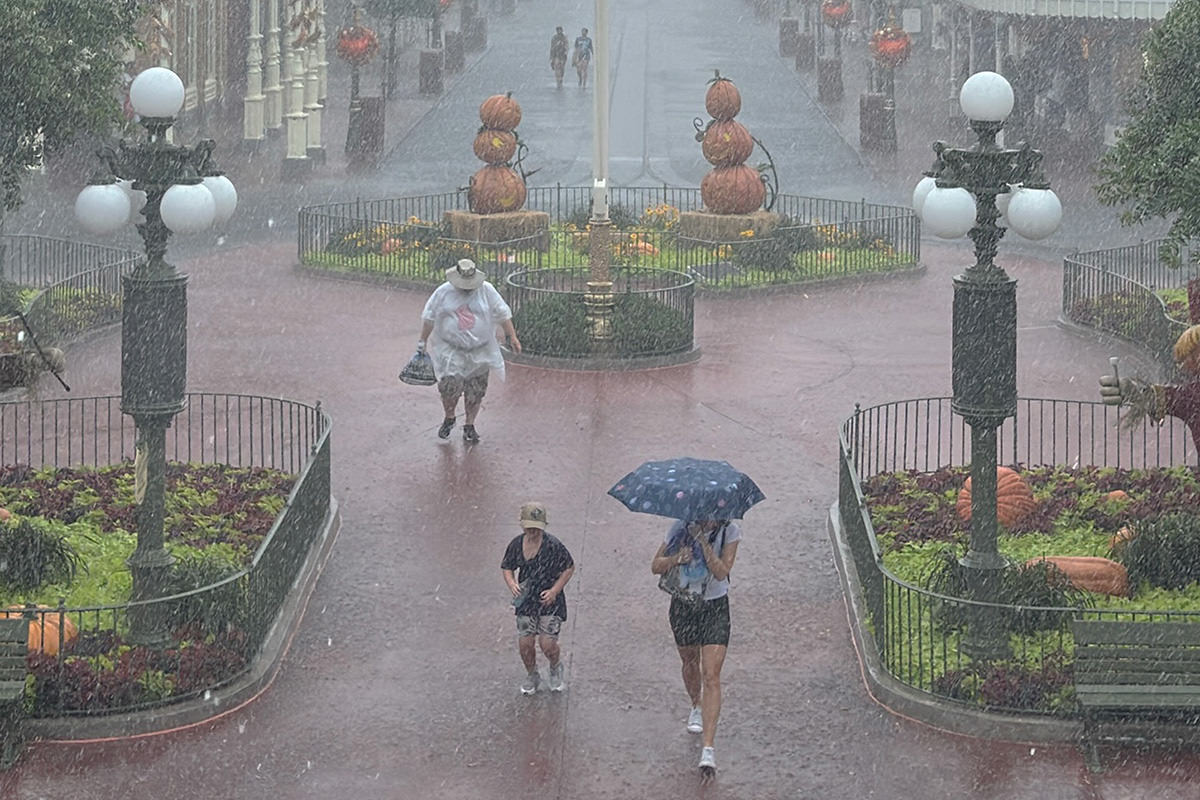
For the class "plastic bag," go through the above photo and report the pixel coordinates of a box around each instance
[398,350,436,386]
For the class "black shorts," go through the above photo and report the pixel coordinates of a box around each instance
[669,594,730,647]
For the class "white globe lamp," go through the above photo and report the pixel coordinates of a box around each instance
[921,186,976,239]
[202,175,238,227]
[959,71,1014,122]
[160,183,216,234]
[912,175,937,217]
[1006,187,1062,241]
[129,67,186,119]
[75,182,131,236]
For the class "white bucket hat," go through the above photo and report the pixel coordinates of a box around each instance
[447,258,486,290]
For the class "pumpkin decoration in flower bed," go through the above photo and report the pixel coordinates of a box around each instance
[335,23,380,66]
[469,165,527,214]
[2,605,78,657]
[702,120,754,167]
[473,128,518,165]
[956,466,1037,527]
[705,72,742,121]
[869,19,912,68]
[821,0,852,28]
[701,165,766,215]
[1024,556,1130,597]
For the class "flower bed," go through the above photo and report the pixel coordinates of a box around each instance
[862,464,1200,712]
[301,203,916,291]
[0,462,294,714]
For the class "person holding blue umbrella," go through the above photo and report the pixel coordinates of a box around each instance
[609,458,764,775]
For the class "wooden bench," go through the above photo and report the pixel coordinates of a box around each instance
[1072,619,1200,772]
[0,616,28,769]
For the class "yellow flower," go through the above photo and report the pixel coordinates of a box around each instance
[739,229,755,238]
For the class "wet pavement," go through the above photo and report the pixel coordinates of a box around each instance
[2,0,1196,798]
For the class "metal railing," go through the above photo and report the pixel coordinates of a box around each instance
[0,393,331,717]
[297,186,920,292]
[838,396,1198,716]
[0,235,138,360]
[1062,238,1200,378]
[506,267,694,358]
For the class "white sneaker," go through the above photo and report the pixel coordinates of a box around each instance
[547,663,565,692]
[686,706,703,734]
[698,746,716,770]
[520,671,540,695]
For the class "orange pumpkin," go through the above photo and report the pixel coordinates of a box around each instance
[0,508,10,521]
[1103,490,1130,504]
[702,120,754,167]
[469,165,527,214]
[1025,556,1129,597]
[3,605,78,657]
[1109,524,1138,553]
[705,75,742,121]
[700,165,765,214]
[479,92,522,131]
[473,128,517,165]
[956,466,1037,527]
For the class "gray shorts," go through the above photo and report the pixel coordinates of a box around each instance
[516,614,563,638]
[438,372,489,404]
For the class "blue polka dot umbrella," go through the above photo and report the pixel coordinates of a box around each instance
[607,457,765,520]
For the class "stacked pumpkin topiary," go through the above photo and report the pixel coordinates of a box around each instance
[699,72,764,215]
[469,92,527,215]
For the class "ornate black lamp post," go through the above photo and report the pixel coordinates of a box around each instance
[818,0,851,102]
[912,71,1062,661]
[74,67,237,647]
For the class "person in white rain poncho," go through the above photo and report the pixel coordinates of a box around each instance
[417,259,521,443]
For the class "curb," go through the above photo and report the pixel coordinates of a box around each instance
[26,497,342,742]
[826,501,1084,746]
[503,346,702,372]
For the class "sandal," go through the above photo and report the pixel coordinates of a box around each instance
[437,417,456,439]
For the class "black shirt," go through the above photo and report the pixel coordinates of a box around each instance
[501,532,574,619]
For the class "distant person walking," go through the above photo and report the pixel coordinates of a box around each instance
[502,502,575,694]
[550,26,569,89]
[416,258,521,444]
[650,519,741,774]
[572,28,593,88]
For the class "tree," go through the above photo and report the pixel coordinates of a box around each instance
[0,0,140,225]
[361,0,441,99]
[1095,0,1200,264]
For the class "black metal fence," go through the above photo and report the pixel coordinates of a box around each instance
[0,393,331,717]
[0,234,139,349]
[297,185,920,292]
[838,396,1199,716]
[1062,239,1200,378]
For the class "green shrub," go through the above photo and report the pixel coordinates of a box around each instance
[923,546,1092,633]
[731,236,792,272]
[429,239,476,274]
[162,550,248,635]
[511,294,590,356]
[511,292,691,357]
[0,518,85,593]
[612,294,691,355]
[1117,512,1200,590]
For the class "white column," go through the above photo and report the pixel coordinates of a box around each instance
[285,5,309,164]
[264,0,283,130]
[304,8,324,157]
[591,0,610,222]
[243,0,266,142]
[316,0,328,101]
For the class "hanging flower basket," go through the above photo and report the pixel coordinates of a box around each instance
[821,0,852,29]
[870,23,912,67]
[336,24,380,66]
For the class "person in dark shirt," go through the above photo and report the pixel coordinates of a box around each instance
[550,26,569,89]
[501,502,575,694]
